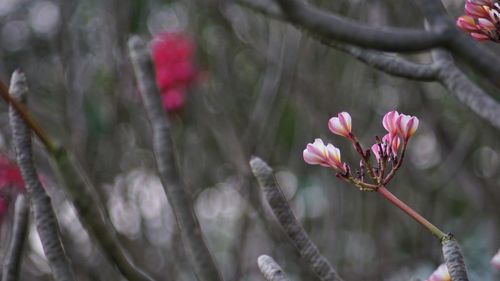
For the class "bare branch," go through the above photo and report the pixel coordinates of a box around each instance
[432,48,500,130]
[128,35,223,281]
[2,195,29,281]
[9,70,76,281]
[238,0,439,81]
[273,0,446,52]
[257,255,291,281]
[323,41,439,81]
[249,157,344,281]
[441,234,469,281]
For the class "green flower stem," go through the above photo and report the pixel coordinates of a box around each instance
[377,185,446,240]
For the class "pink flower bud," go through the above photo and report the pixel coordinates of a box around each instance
[492,249,500,270]
[470,32,491,40]
[382,133,401,156]
[465,3,490,18]
[477,18,496,30]
[303,139,346,172]
[371,143,382,161]
[426,264,451,281]
[382,111,400,136]
[397,114,419,141]
[457,16,479,32]
[328,112,352,138]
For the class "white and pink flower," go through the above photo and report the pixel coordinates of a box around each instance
[382,133,400,156]
[328,112,352,138]
[397,114,419,141]
[303,139,346,172]
[426,264,451,281]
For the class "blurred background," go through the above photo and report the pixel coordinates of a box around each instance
[0,0,499,280]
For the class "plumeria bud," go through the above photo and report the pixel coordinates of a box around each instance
[492,248,500,270]
[371,143,382,161]
[426,264,451,281]
[456,0,500,42]
[382,133,400,156]
[397,114,419,141]
[382,110,400,135]
[328,112,352,138]
[303,139,346,172]
[456,16,479,32]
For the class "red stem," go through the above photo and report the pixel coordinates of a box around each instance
[377,185,446,240]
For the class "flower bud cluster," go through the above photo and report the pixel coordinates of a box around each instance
[456,0,500,42]
[303,110,419,188]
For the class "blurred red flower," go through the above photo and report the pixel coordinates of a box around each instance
[151,32,197,113]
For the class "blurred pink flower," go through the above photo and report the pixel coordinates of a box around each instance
[456,0,500,42]
[151,32,197,112]
[328,112,352,139]
[426,264,451,281]
[303,139,346,172]
[397,113,419,141]
[0,156,24,193]
[0,155,25,222]
[492,248,500,270]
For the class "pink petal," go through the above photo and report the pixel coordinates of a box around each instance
[470,32,491,40]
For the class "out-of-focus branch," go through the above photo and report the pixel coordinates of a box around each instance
[128,36,223,281]
[2,195,29,281]
[249,157,344,281]
[323,42,439,82]
[51,151,156,281]
[441,234,469,281]
[9,70,76,281]
[273,0,446,52]
[257,255,291,281]
[0,81,57,154]
[237,0,439,81]
[432,48,500,130]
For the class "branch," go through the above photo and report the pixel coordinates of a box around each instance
[257,255,291,281]
[9,70,76,281]
[274,0,446,52]
[238,0,439,81]
[441,234,469,281]
[128,36,223,281]
[323,41,439,81]
[249,157,344,281]
[2,195,29,281]
[432,48,500,131]
[51,151,156,281]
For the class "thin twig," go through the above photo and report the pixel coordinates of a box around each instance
[128,35,223,281]
[257,255,291,281]
[249,157,344,281]
[441,234,469,281]
[9,70,76,281]
[2,195,29,281]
